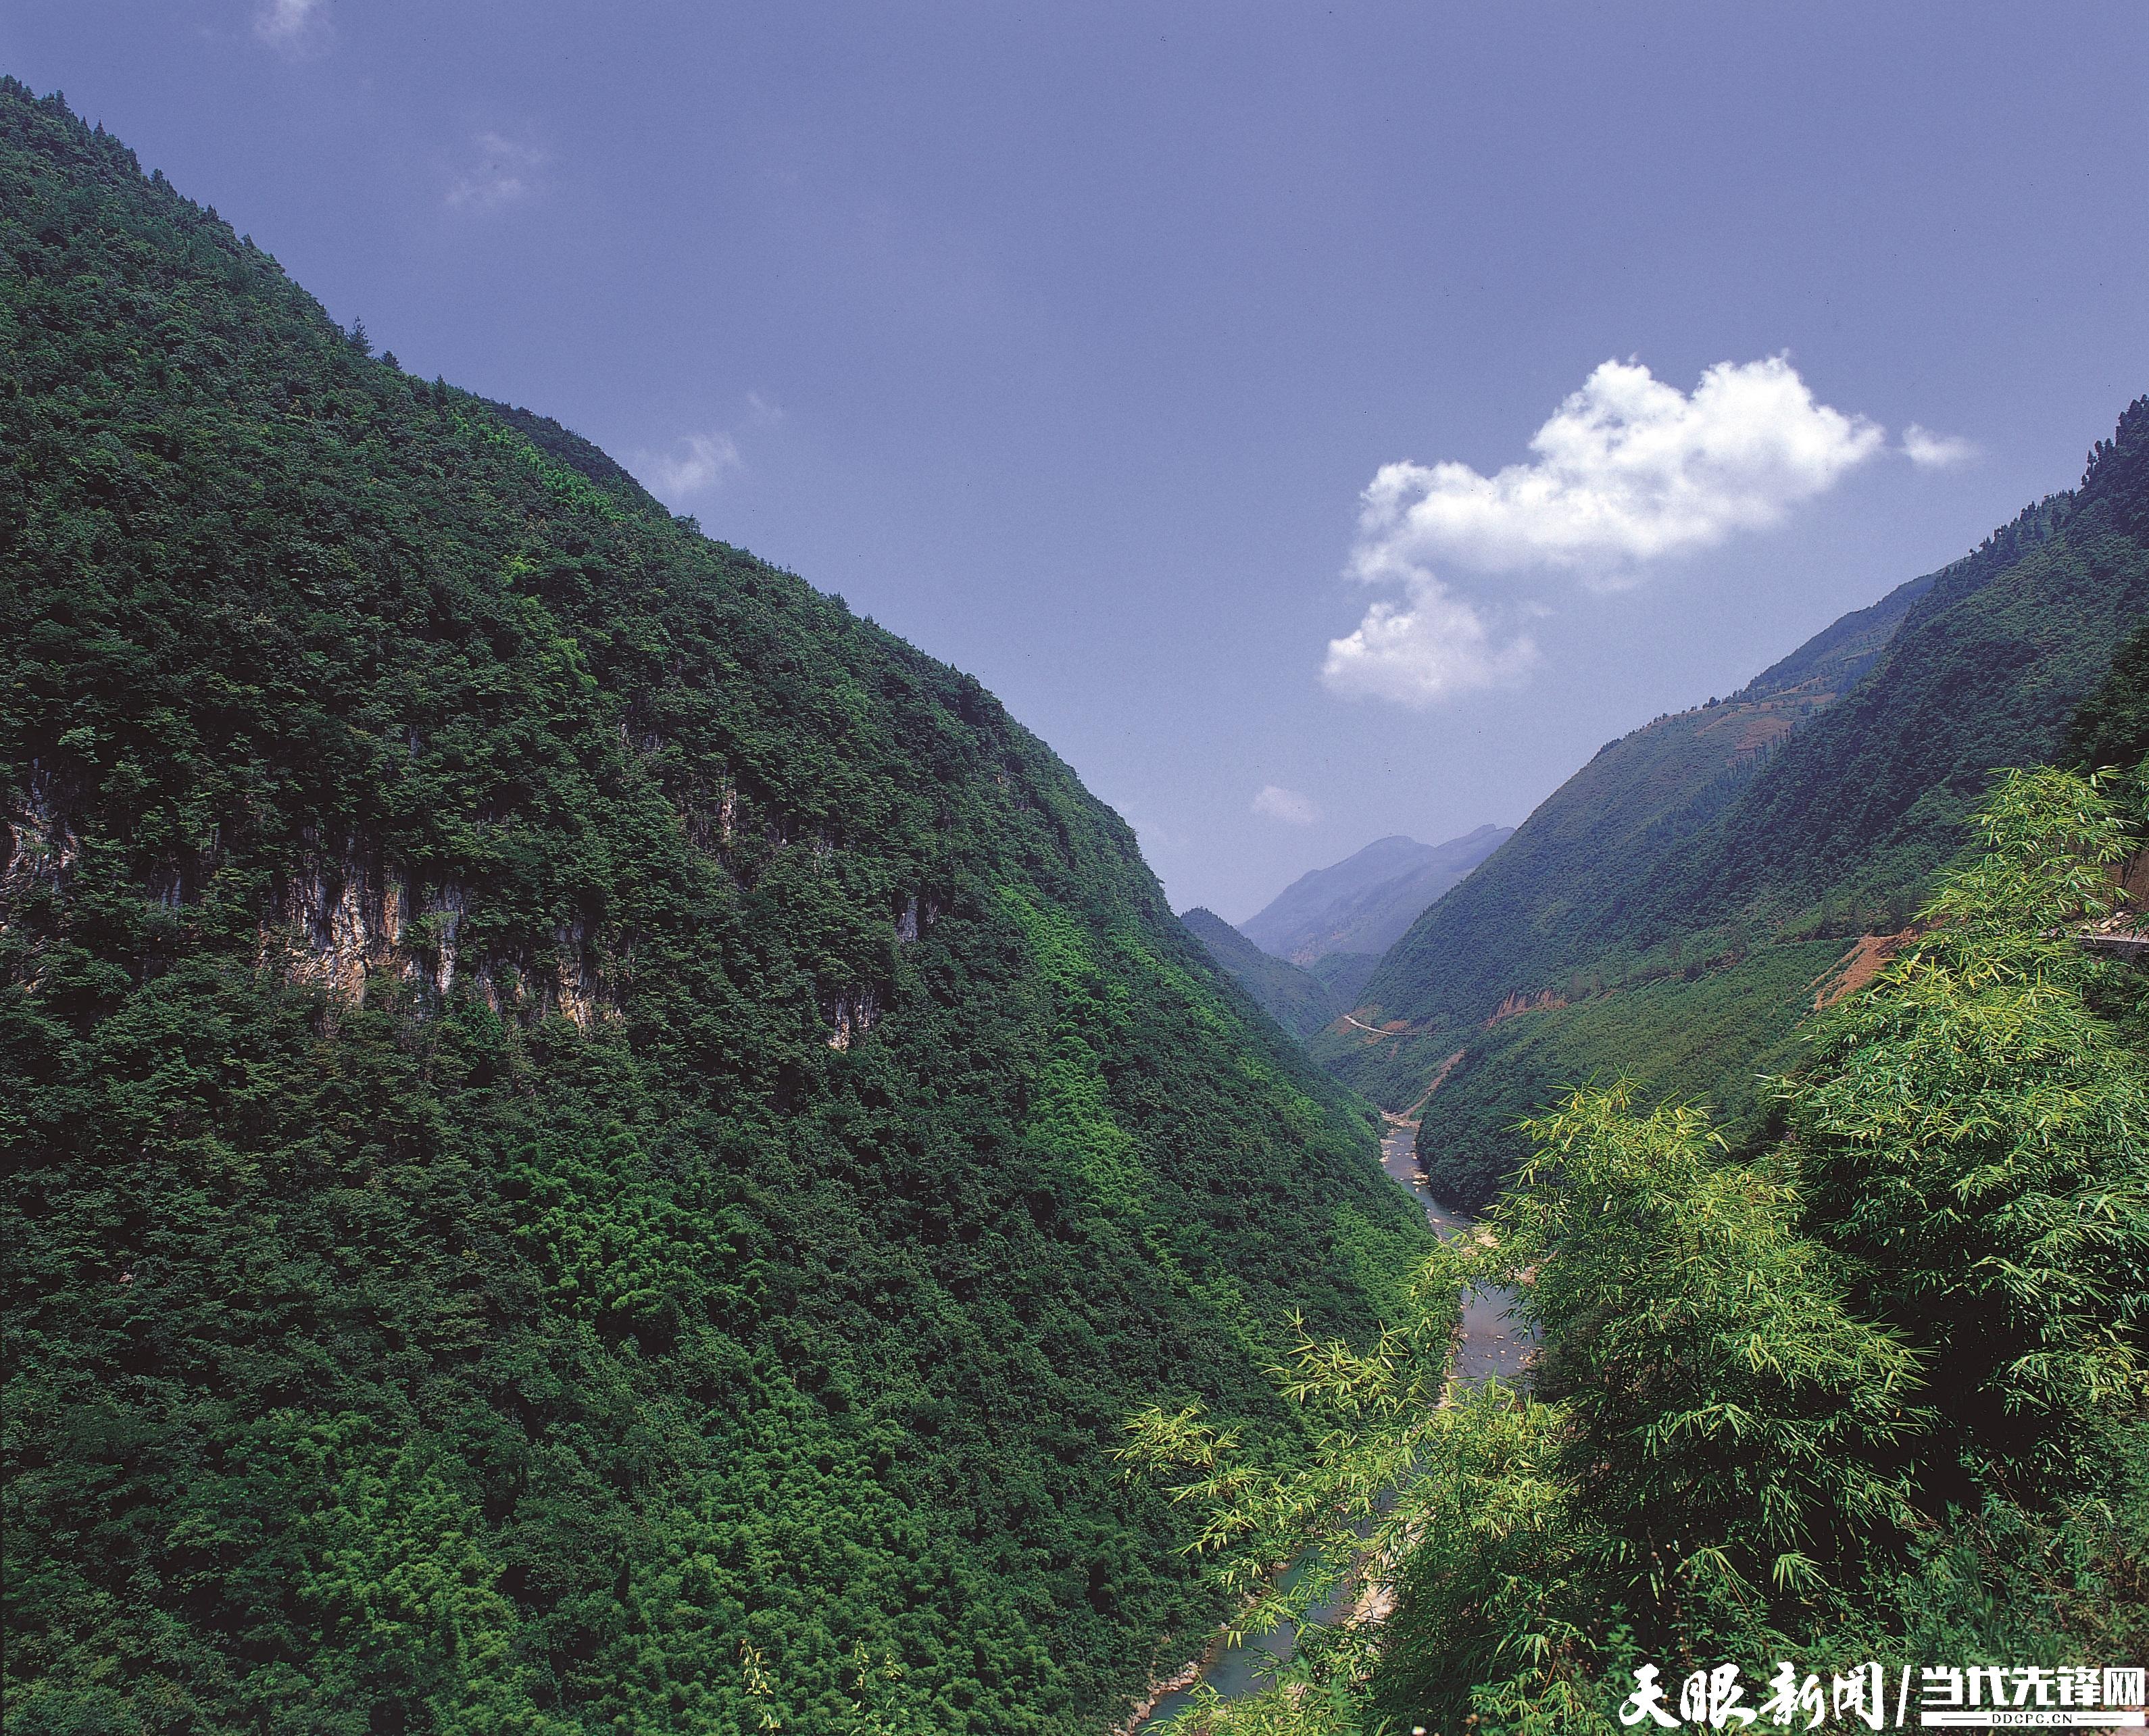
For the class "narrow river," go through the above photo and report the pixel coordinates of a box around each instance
[1132,1121,1528,1729]
[1377,1118,1530,1384]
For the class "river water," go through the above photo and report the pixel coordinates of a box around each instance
[1377,1119,1531,1383]
[1133,1121,1528,1729]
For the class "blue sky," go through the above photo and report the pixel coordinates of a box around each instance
[11,2,2148,920]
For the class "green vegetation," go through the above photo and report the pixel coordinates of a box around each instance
[0,83,1427,1734]
[1178,908,1342,1042]
[2069,614,2149,772]
[1129,766,2149,1734]
[1652,455,2148,939]
[1408,939,1842,1210]
[1317,403,2149,1201]
[1328,570,1936,1045]
[1304,952,1379,1012]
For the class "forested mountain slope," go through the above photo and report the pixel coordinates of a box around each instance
[2069,614,2149,772]
[1304,947,1381,1011]
[1319,395,2149,1204]
[1177,906,1339,1039]
[1647,433,2148,940]
[1310,568,1935,1116]
[0,84,1425,1735]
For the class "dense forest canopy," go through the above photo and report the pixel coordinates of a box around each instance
[0,82,1427,1735]
[1176,908,1342,1042]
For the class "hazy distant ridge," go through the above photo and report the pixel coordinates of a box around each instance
[1239,824,1512,964]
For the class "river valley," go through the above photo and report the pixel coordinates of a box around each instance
[1130,1120,1529,1729]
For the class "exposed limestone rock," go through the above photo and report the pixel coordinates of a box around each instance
[680,774,738,858]
[552,918,606,1029]
[3,766,81,908]
[827,986,879,1050]
[277,848,405,999]
[1485,986,1567,1026]
[266,847,514,1014]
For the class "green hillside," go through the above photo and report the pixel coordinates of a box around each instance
[1177,907,1340,1040]
[1334,567,1935,1042]
[1409,940,1844,1208]
[1646,437,2148,939]
[2069,615,2149,771]
[0,83,1425,1735]
[1311,568,1935,1120]
[1318,397,2149,1205]
[1305,949,1379,1011]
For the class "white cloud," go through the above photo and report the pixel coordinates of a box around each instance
[1322,580,1539,707]
[254,0,327,53]
[1352,356,1883,585]
[635,432,742,505]
[446,133,548,212]
[745,391,785,425]
[1324,355,1887,705]
[1901,424,1979,470]
[1251,785,1320,826]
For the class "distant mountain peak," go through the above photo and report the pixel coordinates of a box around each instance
[1239,824,1513,964]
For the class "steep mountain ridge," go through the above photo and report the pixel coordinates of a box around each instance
[1641,435,2148,937]
[0,84,1424,1735]
[1333,568,1937,1049]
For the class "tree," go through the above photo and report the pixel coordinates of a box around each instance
[1790,767,2149,1494]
